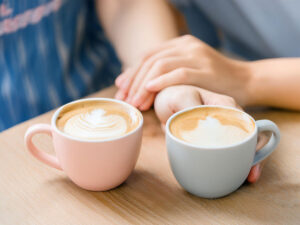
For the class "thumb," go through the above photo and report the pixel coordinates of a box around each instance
[247,164,262,183]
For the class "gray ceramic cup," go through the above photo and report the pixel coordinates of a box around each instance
[166,105,280,198]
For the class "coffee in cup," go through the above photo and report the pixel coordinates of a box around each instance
[169,107,255,147]
[25,98,143,191]
[166,105,280,198]
[56,100,141,140]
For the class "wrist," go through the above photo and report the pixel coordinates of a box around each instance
[231,61,257,107]
[228,59,255,107]
[237,61,260,107]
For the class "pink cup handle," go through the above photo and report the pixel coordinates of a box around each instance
[25,124,62,170]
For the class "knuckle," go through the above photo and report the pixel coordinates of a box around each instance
[191,43,204,53]
[186,54,195,60]
[200,69,211,77]
[159,86,178,103]
[205,57,212,65]
[225,96,237,106]
[141,54,147,62]
[175,88,188,99]
[183,34,195,42]
[141,49,155,62]
[176,68,188,81]
[201,59,213,69]
[228,96,236,103]
[171,85,185,96]
[144,58,154,68]
[141,53,150,63]
[154,60,167,72]
[171,91,185,105]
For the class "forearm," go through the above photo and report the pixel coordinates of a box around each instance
[96,0,179,68]
[246,58,300,110]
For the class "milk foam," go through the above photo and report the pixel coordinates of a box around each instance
[63,109,128,140]
[180,116,250,147]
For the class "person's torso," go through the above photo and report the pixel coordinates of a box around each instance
[0,0,120,131]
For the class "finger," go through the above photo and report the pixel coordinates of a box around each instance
[115,67,132,87]
[235,103,243,111]
[146,68,198,92]
[256,132,270,151]
[115,65,142,101]
[115,73,126,88]
[246,133,270,183]
[115,82,129,101]
[247,164,262,183]
[131,57,197,107]
[171,88,203,112]
[126,48,183,102]
[115,90,126,100]
[138,93,156,111]
[125,35,198,100]
[154,85,203,124]
[118,65,140,91]
[126,36,185,90]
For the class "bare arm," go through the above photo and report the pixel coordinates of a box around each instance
[96,0,179,68]
[113,34,300,111]
[247,58,300,110]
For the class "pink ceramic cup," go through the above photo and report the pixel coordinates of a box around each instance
[24,98,143,191]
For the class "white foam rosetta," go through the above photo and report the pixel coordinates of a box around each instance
[180,116,250,147]
[63,109,128,140]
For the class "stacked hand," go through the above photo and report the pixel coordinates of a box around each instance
[115,35,252,111]
[154,85,266,183]
[115,35,265,183]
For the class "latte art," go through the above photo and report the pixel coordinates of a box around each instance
[180,116,250,147]
[170,107,255,147]
[56,100,141,140]
[63,109,128,140]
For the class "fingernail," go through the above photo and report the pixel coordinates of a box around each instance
[120,79,130,90]
[126,96,132,103]
[247,164,261,183]
[256,164,262,176]
[131,96,141,107]
[253,164,261,181]
[115,91,125,100]
[115,77,122,87]
[146,82,154,90]
[139,104,150,111]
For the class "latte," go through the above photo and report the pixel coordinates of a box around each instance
[56,100,141,140]
[169,107,255,147]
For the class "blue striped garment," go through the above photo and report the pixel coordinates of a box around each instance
[0,0,121,131]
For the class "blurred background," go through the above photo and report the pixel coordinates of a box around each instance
[1,0,299,131]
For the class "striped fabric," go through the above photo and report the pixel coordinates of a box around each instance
[0,0,121,131]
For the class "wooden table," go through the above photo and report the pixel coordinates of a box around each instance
[1,86,299,225]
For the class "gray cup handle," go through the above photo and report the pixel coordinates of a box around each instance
[253,120,280,165]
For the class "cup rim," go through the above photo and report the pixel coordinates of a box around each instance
[166,105,257,150]
[51,97,143,143]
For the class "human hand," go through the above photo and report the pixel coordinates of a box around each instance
[115,35,252,111]
[154,85,263,183]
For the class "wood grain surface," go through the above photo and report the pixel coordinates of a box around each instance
[0,86,299,225]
